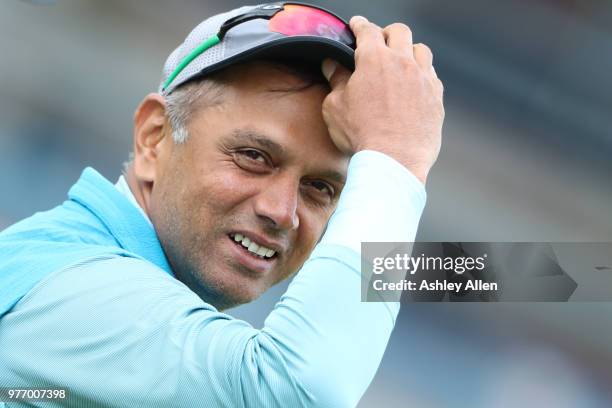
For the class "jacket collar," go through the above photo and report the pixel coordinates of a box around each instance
[68,167,173,276]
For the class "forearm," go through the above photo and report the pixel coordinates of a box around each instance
[258,150,426,406]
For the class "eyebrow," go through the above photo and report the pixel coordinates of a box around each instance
[316,169,346,185]
[228,128,286,157]
[226,128,347,185]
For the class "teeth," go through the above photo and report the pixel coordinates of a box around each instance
[247,242,260,253]
[231,233,277,258]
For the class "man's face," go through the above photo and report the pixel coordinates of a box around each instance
[149,63,349,310]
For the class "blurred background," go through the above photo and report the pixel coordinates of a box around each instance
[1,0,611,406]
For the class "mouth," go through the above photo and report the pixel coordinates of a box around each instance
[228,233,279,262]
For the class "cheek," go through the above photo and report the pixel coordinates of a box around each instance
[185,163,260,224]
[293,210,330,258]
[149,164,181,229]
[276,216,327,284]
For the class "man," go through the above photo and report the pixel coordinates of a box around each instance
[0,3,443,407]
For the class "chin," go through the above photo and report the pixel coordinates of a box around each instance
[207,289,262,311]
[187,272,267,311]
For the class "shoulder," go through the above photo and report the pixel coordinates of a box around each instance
[0,256,236,407]
[8,255,216,325]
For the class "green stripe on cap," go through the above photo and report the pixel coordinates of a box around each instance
[162,34,221,92]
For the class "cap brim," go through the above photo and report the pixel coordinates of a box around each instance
[179,36,355,87]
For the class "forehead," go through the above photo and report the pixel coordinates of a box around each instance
[196,60,328,131]
[185,62,349,172]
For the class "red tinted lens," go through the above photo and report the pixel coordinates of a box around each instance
[268,4,354,46]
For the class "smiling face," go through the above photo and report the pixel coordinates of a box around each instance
[138,62,349,310]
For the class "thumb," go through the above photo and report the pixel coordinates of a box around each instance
[321,59,350,92]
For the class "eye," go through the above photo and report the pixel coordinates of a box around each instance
[303,180,335,202]
[233,149,273,173]
[239,149,267,163]
[310,181,333,195]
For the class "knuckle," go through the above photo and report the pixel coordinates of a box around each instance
[414,43,431,53]
[354,46,369,61]
[374,42,387,55]
[363,21,382,35]
[322,100,337,118]
[323,93,336,108]
[356,43,384,61]
[438,105,446,120]
[354,45,367,56]
[386,22,411,34]
[396,52,416,69]
[329,92,345,108]
[369,20,384,31]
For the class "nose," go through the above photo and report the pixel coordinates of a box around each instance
[253,174,300,231]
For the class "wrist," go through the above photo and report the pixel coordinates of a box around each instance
[353,145,431,185]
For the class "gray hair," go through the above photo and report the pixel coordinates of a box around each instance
[165,78,225,144]
[122,78,224,172]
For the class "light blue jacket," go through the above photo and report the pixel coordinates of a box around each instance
[0,168,172,319]
[0,152,425,407]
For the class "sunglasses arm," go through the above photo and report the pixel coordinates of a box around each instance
[218,8,282,39]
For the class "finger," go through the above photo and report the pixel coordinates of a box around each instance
[350,16,385,50]
[413,43,433,71]
[321,58,350,92]
[382,23,413,57]
[436,77,444,99]
[431,69,444,102]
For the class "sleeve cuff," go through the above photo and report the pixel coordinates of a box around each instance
[319,150,427,254]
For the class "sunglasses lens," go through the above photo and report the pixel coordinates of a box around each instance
[268,4,354,47]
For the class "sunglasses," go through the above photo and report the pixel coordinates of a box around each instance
[162,2,355,92]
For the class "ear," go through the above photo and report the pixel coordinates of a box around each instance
[132,93,172,183]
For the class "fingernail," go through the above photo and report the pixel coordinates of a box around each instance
[350,15,368,24]
[321,59,337,81]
